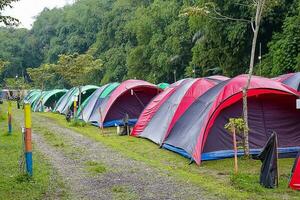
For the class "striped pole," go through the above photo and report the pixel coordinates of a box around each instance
[24,103,33,176]
[8,101,12,134]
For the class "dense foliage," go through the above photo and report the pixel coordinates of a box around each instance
[0,0,299,89]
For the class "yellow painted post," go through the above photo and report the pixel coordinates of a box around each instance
[8,101,12,134]
[73,99,77,119]
[24,103,33,176]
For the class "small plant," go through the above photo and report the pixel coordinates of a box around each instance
[15,173,32,183]
[85,161,106,174]
[112,185,126,193]
[225,118,249,154]
[224,117,249,173]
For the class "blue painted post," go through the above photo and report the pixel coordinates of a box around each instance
[8,101,12,134]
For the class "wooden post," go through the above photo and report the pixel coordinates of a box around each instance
[232,125,238,174]
[99,107,104,135]
[8,101,12,134]
[275,133,279,187]
[24,103,33,176]
[73,98,77,120]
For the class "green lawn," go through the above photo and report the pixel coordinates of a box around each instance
[0,106,68,200]
[38,112,300,200]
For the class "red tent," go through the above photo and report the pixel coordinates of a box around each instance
[100,80,161,127]
[131,82,181,136]
[289,153,300,190]
[273,72,300,91]
[163,75,300,165]
[132,78,219,145]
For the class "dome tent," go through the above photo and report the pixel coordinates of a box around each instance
[77,83,120,123]
[132,77,220,145]
[98,80,161,127]
[163,75,300,165]
[54,85,98,115]
[32,89,68,112]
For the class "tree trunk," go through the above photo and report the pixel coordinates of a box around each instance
[232,126,238,173]
[242,0,264,157]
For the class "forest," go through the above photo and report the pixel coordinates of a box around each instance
[0,0,299,89]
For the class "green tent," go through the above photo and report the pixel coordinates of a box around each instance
[27,91,43,106]
[157,83,169,90]
[77,82,120,118]
[24,90,41,102]
[32,89,68,112]
[54,85,99,115]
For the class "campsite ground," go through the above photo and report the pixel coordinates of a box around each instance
[1,101,299,200]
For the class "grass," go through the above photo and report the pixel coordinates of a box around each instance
[0,108,69,200]
[85,160,107,175]
[39,112,300,200]
[70,119,88,127]
[32,121,84,159]
[111,185,138,200]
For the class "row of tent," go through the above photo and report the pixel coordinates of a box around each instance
[24,73,300,165]
[25,80,167,126]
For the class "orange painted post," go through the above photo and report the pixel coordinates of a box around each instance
[24,103,33,176]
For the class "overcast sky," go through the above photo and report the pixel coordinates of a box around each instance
[3,0,75,29]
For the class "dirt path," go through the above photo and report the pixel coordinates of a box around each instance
[14,112,211,200]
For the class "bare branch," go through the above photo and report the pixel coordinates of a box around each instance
[207,3,252,23]
[233,2,254,8]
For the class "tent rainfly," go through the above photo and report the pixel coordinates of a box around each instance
[273,72,300,91]
[32,89,68,112]
[132,77,221,145]
[96,80,161,127]
[77,83,120,123]
[162,75,300,165]
[54,85,99,115]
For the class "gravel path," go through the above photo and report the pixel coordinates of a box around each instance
[14,113,211,200]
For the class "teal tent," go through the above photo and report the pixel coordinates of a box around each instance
[54,85,99,115]
[32,89,68,112]
[157,83,169,90]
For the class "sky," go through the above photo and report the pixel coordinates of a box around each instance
[2,0,75,29]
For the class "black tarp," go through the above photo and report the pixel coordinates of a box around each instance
[254,133,278,188]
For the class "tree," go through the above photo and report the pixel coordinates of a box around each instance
[242,0,266,157]
[27,53,103,89]
[4,77,30,90]
[181,0,275,156]
[0,0,298,88]
[0,0,19,26]
[261,1,300,76]
[27,63,59,90]
[55,53,103,87]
